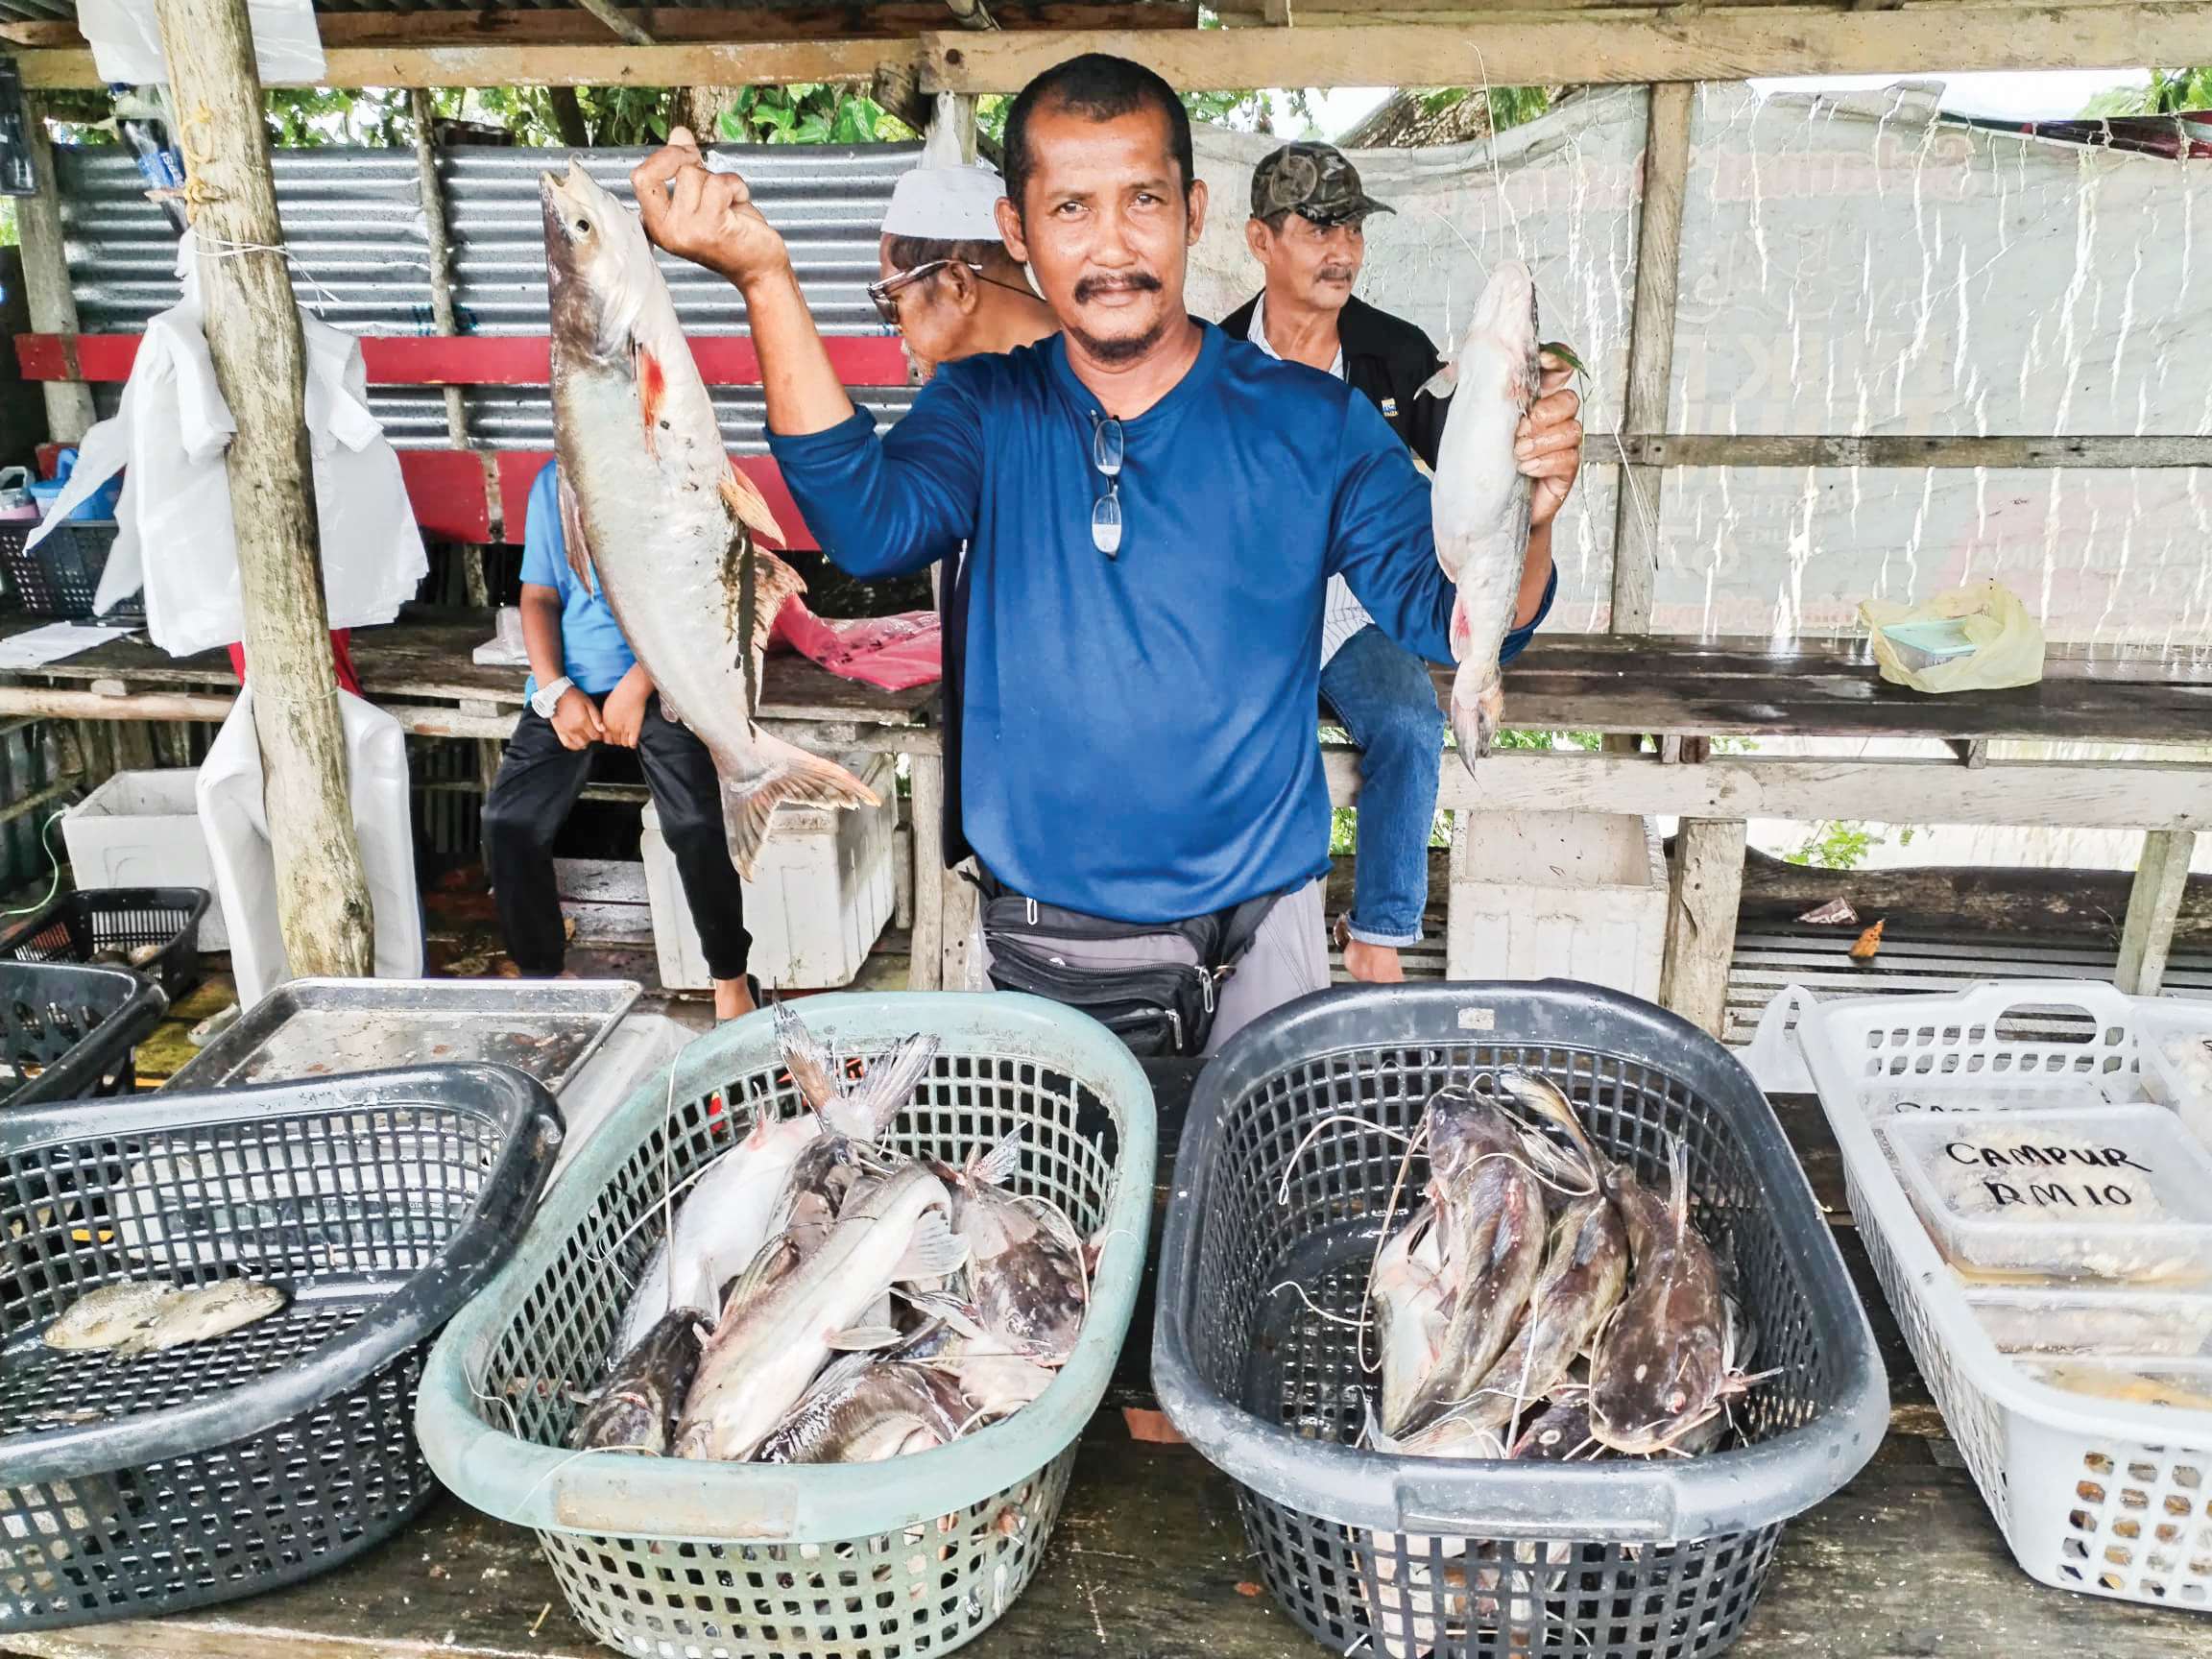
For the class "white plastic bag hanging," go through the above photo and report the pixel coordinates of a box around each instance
[31,229,428,657]
[196,684,424,1007]
[76,0,325,85]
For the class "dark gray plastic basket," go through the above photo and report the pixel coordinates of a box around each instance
[0,1064,564,1632]
[0,959,167,1107]
[1154,983,1887,1659]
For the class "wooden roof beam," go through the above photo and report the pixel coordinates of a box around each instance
[15,3,2212,89]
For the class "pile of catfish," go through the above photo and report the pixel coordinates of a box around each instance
[1357,1070,1768,1463]
[571,1002,1092,1465]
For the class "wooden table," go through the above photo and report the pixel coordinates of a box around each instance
[0,609,974,989]
[7,1064,2209,1659]
[9,615,2212,1009]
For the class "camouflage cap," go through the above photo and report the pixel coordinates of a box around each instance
[1250,142,1393,227]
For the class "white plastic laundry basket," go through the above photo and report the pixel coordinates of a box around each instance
[1788,979,2212,1610]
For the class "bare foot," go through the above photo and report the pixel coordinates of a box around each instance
[1343,940,1407,984]
[713,975,757,1022]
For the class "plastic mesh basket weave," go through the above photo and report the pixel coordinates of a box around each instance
[417,992,1156,1659]
[0,888,210,1005]
[1154,983,1887,1659]
[0,1065,562,1631]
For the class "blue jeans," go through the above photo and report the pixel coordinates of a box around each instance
[1320,624,1444,949]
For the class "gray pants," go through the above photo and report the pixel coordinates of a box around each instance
[972,878,1330,1055]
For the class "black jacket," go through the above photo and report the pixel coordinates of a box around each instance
[1216,292,1451,469]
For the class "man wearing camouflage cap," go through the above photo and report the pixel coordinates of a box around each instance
[1223,142,1578,986]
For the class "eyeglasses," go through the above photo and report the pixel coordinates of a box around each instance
[867,258,1038,329]
[1091,412,1123,559]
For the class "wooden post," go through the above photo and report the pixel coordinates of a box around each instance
[1660,816,1745,1038]
[1610,80,1692,635]
[153,0,375,977]
[16,95,95,445]
[908,754,946,990]
[408,88,488,608]
[2117,829,2196,996]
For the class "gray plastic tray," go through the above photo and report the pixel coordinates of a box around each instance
[160,977,639,1095]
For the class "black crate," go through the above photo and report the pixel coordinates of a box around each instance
[0,959,167,1107]
[0,888,209,1005]
[0,1065,563,1629]
[0,521,140,622]
[1154,983,1889,1659]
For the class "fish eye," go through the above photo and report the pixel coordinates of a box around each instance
[575,217,591,234]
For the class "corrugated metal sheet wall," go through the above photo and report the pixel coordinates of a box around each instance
[54,142,920,455]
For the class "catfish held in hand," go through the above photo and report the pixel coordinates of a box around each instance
[1427,260,1540,773]
[541,160,876,877]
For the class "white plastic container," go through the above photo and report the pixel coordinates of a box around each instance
[1884,1103,2212,1285]
[640,752,897,991]
[61,768,228,950]
[2133,998,2212,1148]
[1968,1286,2212,1358]
[1444,809,1667,998]
[1792,979,2212,1611]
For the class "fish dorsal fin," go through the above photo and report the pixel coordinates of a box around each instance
[827,1033,941,1141]
[557,467,596,595]
[1667,1135,1692,1244]
[966,1131,1023,1188]
[893,1209,971,1285]
[774,1000,840,1115]
[720,464,787,545]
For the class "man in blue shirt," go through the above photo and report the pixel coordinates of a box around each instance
[482,460,757,1020]
[630,55,1580,1050]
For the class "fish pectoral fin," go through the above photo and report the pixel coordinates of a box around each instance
[1419,359,1458,401]
[774,999,842,1115]
[720,734,879,882]
[557,468,598,596]
[897,1287,987,1339]
[966,1130,1023,1188]
[720,464,788,545]
[893,1210,971,1285]
[827,1322,904,1353]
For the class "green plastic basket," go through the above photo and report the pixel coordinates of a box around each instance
[416,992,1155,1659]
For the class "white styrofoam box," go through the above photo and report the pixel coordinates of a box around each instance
[642,753,899,992]
[60,769,228,950]
[1444,809,1667,999]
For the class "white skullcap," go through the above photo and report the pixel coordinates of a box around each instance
[880,92,1007,242]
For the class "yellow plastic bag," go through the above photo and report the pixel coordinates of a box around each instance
[1858,580,2046,694]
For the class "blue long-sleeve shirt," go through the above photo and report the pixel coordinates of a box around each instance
[769,322,1551,925]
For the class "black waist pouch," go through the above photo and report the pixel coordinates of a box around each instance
[974,871,1283,1059]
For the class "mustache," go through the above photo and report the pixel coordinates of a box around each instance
[1318,266,1358,283]
[1072,270,1164,302]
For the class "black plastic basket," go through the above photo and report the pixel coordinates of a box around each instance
[0,1064,563,1631]
[0,960,167,1108]
[1154,983,1887,1659]
[0,522,139,622]
[0,888,209,1005]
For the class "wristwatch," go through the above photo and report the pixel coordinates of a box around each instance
[530,676,574,719]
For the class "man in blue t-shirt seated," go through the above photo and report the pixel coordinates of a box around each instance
[627,55,1580,1054]
[483,460,757,1021]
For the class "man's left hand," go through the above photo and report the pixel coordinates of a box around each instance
[602,673,651,749]
[1518,349,1584,531]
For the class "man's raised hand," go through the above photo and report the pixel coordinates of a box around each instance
[632,127,790,290]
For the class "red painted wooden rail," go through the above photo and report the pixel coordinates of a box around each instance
[13,331,913,549]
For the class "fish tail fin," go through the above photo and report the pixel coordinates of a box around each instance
[1497,1069,1602,1176]
[823,1031,940,1140]
[1450,666,1503,773]
[721,735,879,881]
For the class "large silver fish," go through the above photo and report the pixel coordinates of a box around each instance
[541,160,878,878]
[1427,260,1539,772]
[672,1163,965,1462]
